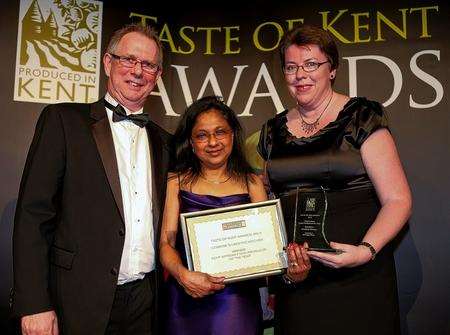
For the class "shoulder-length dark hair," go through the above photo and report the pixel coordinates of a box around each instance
[171,96,254,185]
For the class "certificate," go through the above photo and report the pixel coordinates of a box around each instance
[180,199,288,283]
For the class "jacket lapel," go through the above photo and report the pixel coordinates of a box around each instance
[90,100,125,223]
[146,121,166,236]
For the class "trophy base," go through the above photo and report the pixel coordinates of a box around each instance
[308,248,342,254]
[307,247,342,253]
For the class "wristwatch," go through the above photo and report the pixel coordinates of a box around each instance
[359,241,377,261]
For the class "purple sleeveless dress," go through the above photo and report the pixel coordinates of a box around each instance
[164,190,263,335]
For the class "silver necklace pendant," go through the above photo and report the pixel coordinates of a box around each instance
[300,119,319,134]
[297,91,334,136]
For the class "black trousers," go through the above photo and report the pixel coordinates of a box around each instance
[105,272,155,335]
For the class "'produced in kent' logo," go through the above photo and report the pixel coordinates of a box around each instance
[14,0,103,104]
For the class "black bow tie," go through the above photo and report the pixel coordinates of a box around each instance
[103,99,149,128]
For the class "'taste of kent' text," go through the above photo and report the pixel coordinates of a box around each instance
[130,6,438,55]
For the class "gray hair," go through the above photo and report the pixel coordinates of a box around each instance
[106,23,163,65]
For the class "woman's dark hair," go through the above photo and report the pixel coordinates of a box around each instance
[171,96,254,186]
[279,25,339,81]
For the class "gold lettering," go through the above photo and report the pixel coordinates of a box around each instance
[129,12,157,26]
[286,18,304,31]
[410,6,439,38]
[178,26,195,54]
[85,75,96,84]
[18,78,33,98]
[376,9,408,41]
[224,26,240,55]
[56,82,75,101]
[352,12,370,42]
[39,79,51,99]
[253,22,284,51]
[320,10,352,43]
[196,27,221,55]
[80,84,95,103]
[159,23,178,53]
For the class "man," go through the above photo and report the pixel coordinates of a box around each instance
[12,24,171,334]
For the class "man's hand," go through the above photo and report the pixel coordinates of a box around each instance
[21,310,59,335]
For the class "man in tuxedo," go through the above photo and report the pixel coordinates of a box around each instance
[12,24,171,334]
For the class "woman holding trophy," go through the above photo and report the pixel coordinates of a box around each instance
[257,25,412,335]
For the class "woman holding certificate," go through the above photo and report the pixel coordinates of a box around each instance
[257,25,412,335]
[160,96,307,335]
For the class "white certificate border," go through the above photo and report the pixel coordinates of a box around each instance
[180,199,288,283]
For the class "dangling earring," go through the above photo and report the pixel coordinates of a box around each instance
[192,147,195,154]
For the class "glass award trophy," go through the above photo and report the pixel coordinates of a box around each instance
[292,187,334,252]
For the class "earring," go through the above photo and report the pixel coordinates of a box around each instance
[192,147,195,153]
[330,74,335,79]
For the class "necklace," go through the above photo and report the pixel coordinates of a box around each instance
[297,92,334,135]
[200,174,232,185]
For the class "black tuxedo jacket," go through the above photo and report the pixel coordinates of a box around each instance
[12,100,172,334]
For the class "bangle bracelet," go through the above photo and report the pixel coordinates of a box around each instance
[359,241,376,260]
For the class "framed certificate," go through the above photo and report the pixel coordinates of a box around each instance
[180,199,288,283]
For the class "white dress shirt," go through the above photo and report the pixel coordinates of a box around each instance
[104,93,155,285]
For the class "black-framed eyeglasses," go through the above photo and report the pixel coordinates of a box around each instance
[109,53,160,74]
[191,128,232,143]
[283,61,330,74]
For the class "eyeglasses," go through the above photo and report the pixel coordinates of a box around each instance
[283,61,330,74]
[109,53,160,74]
[191,129,232,143]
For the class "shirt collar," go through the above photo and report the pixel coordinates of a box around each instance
[104,93,144,115]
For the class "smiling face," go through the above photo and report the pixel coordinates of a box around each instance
[103,32,161,111]
[284,44,336,110]
[191,109,234,170]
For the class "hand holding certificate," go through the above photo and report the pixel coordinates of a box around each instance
[177,268,225,298]
[180,199,288,283]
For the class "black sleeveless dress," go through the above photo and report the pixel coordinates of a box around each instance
[258,97,400,335]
